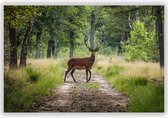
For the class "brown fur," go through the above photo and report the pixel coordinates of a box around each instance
[64,38,104,83]
[64,52,96,83]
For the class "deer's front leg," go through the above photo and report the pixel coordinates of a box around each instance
[70,69,76,83]
[88,70,91,82]
[86,69,88,82]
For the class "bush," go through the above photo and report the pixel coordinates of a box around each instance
[123,21,158,62]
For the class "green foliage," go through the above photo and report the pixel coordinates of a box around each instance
[123,21,157,61]
[99,46,116,56]
[106,65,124,77]
[4,6,37,28]
[4,62,63,112]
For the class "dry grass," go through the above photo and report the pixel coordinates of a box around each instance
[94,55,164,112]
[95,56,163,81]
[120,62,162,80]
[26,58,67,70]
[27,59,58,67]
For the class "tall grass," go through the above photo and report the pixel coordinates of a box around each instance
[94,56,164,112]
[4,59,64,112]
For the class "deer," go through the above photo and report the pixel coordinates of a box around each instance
[64,36,104,83]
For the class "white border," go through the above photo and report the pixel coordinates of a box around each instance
[0,0,167,118]
[1,0,167,5]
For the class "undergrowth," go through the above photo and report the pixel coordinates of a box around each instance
[4,59,64,112]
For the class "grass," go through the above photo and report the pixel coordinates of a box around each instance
[4,59,64,112]
[86,82,100,89]
[94,56,164,112]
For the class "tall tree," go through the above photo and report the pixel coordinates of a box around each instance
[47,40,52,58]
[90,11,95,49]
[44,6,64,58]
[34,9,46,59]
[20,13,35,67]
[69,31,74,58]
[35,31,41,58]
[9,26,17,68]
[155,6,164,68]
[4,7,18,68]
[63,6,89,58]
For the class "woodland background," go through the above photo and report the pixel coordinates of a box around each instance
[4,6,164,112]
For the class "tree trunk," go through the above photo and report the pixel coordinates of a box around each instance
[9,27,17,68]
[155,6,164,68]
[20,13,35,67]
[51,40,55,56]
[35,31,41,59]
[47,40,52,58]
[4,27,10,66]
[90,11,95,49]
[69,31,74,58]
[53,39,58,59]
[135,6,140,21]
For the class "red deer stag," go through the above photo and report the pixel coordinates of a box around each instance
[64,37,104,83]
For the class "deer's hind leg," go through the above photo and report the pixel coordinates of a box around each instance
[70,69,76,83]
[64,67,72,82]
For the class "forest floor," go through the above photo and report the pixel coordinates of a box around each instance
[28,70,129,112]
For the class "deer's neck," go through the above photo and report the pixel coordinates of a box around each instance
[90,53,95,62]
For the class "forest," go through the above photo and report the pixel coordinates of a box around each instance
[4,6,164,112]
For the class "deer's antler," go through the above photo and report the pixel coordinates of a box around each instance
[84,36,93,51]
[95,37,104,51]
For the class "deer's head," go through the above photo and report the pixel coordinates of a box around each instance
[84,37,104,56]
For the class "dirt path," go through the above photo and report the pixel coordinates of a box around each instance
[29,70,129,112]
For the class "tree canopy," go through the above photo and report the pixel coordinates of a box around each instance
[4,5,164,68]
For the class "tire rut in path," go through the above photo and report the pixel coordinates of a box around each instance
[29,70,129,112]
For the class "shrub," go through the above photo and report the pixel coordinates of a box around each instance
[123,21,158,62]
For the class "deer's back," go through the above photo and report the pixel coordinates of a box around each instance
[68,57,93,69]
